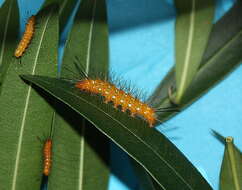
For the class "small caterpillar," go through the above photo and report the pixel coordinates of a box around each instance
[75,79,157,127]
[14,15,35,58]
[43,139,52,176]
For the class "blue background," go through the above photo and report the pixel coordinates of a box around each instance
[1,0,241,189]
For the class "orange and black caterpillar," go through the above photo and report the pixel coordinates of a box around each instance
[65,57,177,127]
[14,15,35,58]
[76,79,158,127]
[43,139,52,176]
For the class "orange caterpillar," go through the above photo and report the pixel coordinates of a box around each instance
[14,15,35,58]
[43,139,52,176]
[75,79,157,127]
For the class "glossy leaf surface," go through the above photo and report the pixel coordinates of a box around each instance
[0,4,58,190]
[220,137,242,190]
[175,0,214,103]
[21,74,213,190]
[148,1,242,122]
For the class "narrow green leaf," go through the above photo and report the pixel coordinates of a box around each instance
[148,1,242,122]
[0,0,19,92]
[0,4,58,190]
[220,137,242,190]
[48,0,110,189]
[175,0,215,103]
[42,0,78,32]
[20,75,213,190]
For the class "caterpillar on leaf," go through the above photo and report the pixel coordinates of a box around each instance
[75,79,158,127]
[14,15,35,58]
[43,138,52,176]
[69,64,177,127]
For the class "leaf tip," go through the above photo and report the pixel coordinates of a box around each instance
[211,129,226,144]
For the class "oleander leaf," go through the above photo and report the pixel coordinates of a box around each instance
[175,0,215,103]
[0,4,58,189]
[220,137,242,190]
[148,1,242,122]
[20,74,213,190]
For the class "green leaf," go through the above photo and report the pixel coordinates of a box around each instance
[47,0,110,190]
[0,0,19,92]
[0,4,58,189]
[148,1,242,122]
[42,0,78,32]
[212,132,242,190]
[220,137,242,190]
[20,75,213,190]
[175,0,215,103]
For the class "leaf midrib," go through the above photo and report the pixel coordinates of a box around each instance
[85,0,96,74]
[227,143,241,190]
[11,10,53,190]
[176,0,196,102]
[78,120,85,190]
[78,1,97,189]
[59,0,68,16]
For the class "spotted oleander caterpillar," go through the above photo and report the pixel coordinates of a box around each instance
[64,56,178,127]
[14,15,35,58]
[75,78,162,127]
[43,139,52,176]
